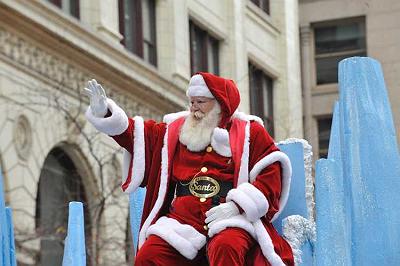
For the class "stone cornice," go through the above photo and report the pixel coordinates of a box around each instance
[0,0,187,115]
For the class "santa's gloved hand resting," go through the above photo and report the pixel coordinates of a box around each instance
[83,79,108,118]
[205,201,240,227]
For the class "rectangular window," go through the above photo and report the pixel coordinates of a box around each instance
[189,21,219,75]
[313,17,366,85]
[47,0,80,19]
[119,0,157,66]
[249,63,274,136]
[317,117,333,158]
[250,0,270,15]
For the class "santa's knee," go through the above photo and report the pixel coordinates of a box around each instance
[208,233,240,256]
[135,245,154,265]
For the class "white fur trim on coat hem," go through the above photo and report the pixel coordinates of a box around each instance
[207,214,255,239]
[85,98,129,136]
[147,217,206,260]
[121,116,145,193]
[226,183,269,222]
[249,151,292,222]
[254,220,286,266]
[207,215,285,266]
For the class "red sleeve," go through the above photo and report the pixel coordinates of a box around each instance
[110,118,166,188]
[248,122,282,221]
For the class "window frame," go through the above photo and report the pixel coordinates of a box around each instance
[118,0,157,66]
[313,16,366,85]
[249,0,270,15]
[317,116,333,158]
[189,20,220,75]
[248,63,274,136]
[47,0,80,19]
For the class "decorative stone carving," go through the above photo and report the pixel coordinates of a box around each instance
[0,27,163,121]
[13,115,33,161]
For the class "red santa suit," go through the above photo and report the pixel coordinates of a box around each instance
[86,73,294,265]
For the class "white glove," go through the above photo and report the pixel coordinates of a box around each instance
[205,201,240,227]
[83,79,108,118]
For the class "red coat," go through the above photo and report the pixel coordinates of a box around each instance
[94,104,294,265]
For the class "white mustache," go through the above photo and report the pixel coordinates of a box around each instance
[193,111,205,119]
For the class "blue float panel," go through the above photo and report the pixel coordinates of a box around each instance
[129,187,146,253]
[62,202,86,266]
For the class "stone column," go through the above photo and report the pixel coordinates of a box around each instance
[300,25,313,141]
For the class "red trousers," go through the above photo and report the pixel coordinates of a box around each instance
[135,228,270,266]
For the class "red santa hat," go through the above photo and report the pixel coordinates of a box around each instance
[187,72,241,128]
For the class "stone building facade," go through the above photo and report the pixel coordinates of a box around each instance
[299,0,400,160]
[0,0,302,265]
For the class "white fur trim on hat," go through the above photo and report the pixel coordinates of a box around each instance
[249,151,292,222]
[147,217,206,260]
[226,183,269,222]
[186,74,214,98]
[85,98,129,136]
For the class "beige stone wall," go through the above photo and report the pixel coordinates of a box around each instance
[0,0,301,264]
[300,0,400,160]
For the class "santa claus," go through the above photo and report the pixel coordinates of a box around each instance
[84,73,294,266]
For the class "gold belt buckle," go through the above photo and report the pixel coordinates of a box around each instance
[189,176,220,199]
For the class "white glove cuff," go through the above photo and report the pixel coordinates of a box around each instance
[85,98,129,136]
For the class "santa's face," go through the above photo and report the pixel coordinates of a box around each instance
[179,100,221,152]
[189,96,216,119]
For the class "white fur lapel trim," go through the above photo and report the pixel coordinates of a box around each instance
[122,116,145,193]
[237,121,250,185]
[147,216,206,260]
[85,98,129,136]
[211,127,232,157]
[138,126,170,248]
[163,111,189,124]
[249,151,292,222]
[232,111,264,127]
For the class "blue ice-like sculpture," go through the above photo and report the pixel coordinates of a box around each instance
[275,141,315,266]
[129,187,146,253]
[62,202,86,266]
[315,57,400,265]
[0,170,17,266]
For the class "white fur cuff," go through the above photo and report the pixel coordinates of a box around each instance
[146,217,206,260]
[226,183,269,222]
[207,214,255,239]
[85,98,129,136]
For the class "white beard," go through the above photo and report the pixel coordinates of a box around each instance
[179,104,221,152]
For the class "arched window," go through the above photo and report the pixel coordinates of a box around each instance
[35,147,91,265]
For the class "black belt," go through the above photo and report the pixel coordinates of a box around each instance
[176,176,233,198]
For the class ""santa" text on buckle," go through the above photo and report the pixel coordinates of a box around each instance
[188,176,220,199]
